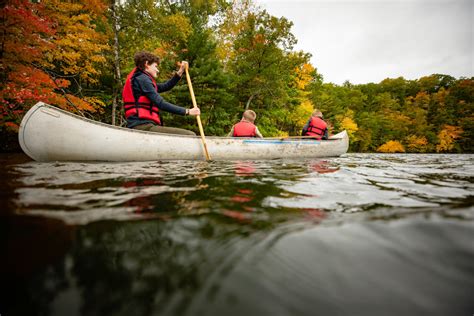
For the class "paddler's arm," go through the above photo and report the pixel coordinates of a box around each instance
[156,73,182,93]
[138,75,186,115]
[156,61,188,92]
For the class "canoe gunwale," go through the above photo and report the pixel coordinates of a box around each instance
[22,102,345,142]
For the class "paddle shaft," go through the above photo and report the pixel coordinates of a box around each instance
[185,66,211,161]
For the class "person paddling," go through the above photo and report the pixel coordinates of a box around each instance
[122,51,200,135]
[227,110,263,138]
[301,110,329,140]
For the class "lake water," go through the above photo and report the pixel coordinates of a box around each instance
[1,153,473,316]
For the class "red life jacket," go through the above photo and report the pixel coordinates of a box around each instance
[305,116,327,139]
[233,121,257,137]
[122,68,161,125]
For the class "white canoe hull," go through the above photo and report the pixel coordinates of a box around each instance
[19,102,349,161]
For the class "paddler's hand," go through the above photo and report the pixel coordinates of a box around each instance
[177,61,189,76]
[187,107,200,116]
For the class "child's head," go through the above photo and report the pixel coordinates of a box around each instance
[242,110,257,123]
[312,110,323,118]
[134,51,161,70]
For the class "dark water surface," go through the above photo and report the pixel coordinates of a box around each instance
[1,153,473,316]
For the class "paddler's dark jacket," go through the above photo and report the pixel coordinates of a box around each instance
[127,69,186,128]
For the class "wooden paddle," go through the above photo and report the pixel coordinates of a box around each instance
[184,64,211,161]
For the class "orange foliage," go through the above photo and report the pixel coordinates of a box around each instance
[405,135,429,153]
[1,66,62,104]
[1,1,57,128]
[0,0,55,67]
[377,140,405,153]
[1,0,108,132]
[436,125,463,152]
[253,33,266,46]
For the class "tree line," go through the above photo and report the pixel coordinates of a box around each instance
[1,0,472,152]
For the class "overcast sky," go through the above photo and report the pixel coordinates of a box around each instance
[255,0,473,84]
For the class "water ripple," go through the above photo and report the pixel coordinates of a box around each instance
[9,154,474,225]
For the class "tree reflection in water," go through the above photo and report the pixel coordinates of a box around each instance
[3,156,473,316]
[3,160,326,316]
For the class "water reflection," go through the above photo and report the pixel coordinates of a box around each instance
[309,160,340,174]
[234,161,256,177]
[0,216,75,316]
[9,155,474,225]
[3,212,473,316]
[1,154,473,316]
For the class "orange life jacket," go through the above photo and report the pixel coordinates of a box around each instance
[233,121,257,137]
[305,116,327,139]
[122,68,161,125]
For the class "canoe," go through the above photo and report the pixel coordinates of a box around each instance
[19,102,349,161]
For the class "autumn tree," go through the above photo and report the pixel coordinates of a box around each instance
[285,63,319,135]
[156,0,234,135]
[35,0,110,116]
[0,0,58,133]
[405,135,429,153]
[436,125,463,152]
[0,0,110,141]
[446,78,474,152]
[340,116,359,141]
[377,140,405,153]
[227,10,298,132]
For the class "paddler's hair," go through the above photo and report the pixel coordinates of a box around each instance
[312,110,323,118]
[242,110,257,123]
[134,51,161,70]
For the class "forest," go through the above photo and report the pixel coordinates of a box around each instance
[1,0,472,152]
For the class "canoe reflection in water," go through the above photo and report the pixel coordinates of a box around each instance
[310,160,340,174]
[234,161,256,177]
[120,166,211,217]
[122,178,167,215]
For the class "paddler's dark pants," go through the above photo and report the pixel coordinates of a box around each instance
[133,123,196,136]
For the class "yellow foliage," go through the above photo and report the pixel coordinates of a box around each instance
[340,116,358,140]
[294,63,315,90]
[276,131,289,137]
[84,97,106,109]
[162,14,192,43]
[433,87,449,104]
[436,125,463,152]
[377,141,405,153]
[215,0,257,63]
[43,0,110,85]
[293,99,314,127]
[405,135,429,152]
[385,110,412,125]
[414,91,430,108]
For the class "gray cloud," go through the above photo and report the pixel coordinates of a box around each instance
[256,0,473,84]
